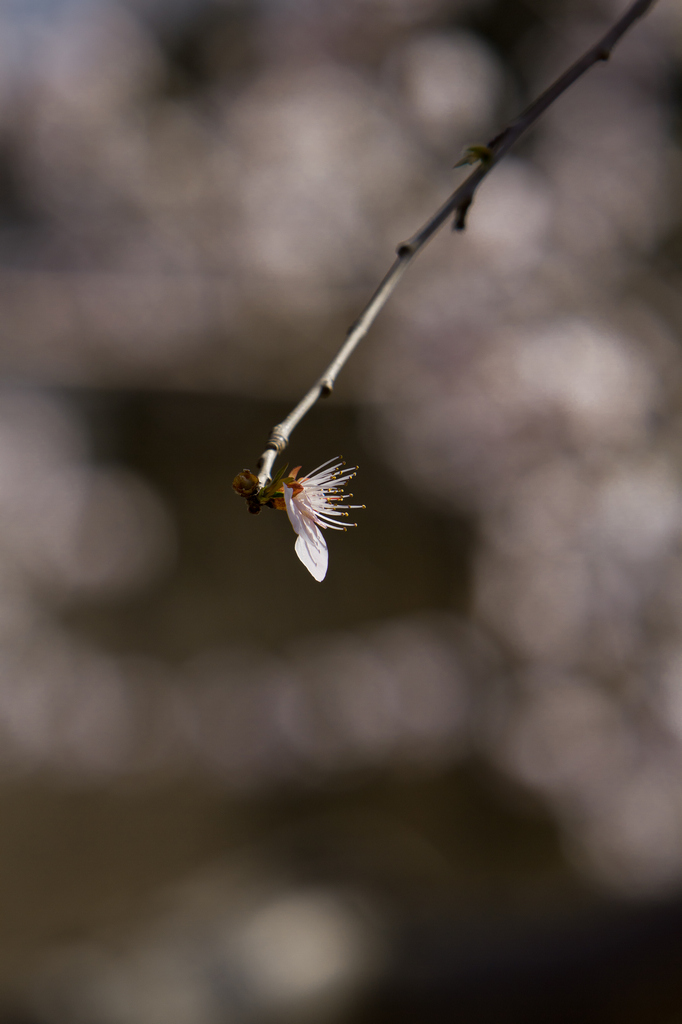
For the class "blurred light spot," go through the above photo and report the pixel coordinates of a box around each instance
[0,635,134,775]
[541,80,667,260]
[572,767,682,892]
[282,620,468,771]
[483,460,587,558]
[230,66,419,285]
[515,319,655,444]
[497,674,635,801]
[0,390,87,485]
[30,939,224,1024]
[402,32,502,138]
[467,160,551,272]
[476,548,590,659]
[593,463,682,564]
[21,465,175,598]
[112,946,222,1024]
[29,876,382,1024]
[34,1,162,117]
[233,890,375,1014]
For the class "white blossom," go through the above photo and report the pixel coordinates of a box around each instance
[283,458,362,581]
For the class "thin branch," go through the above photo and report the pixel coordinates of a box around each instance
[255,0,658,488]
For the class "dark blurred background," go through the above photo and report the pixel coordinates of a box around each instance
[0,0,681,1021]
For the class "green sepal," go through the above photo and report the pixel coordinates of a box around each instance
[258,463,290,503]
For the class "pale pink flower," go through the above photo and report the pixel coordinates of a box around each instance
[283,458,362,581]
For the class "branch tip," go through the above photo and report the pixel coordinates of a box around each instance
[246,0,660,487]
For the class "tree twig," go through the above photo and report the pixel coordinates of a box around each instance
[255,0,658,488]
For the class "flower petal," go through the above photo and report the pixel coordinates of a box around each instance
[295,527,328,581]
[283,482,305,533]
[284,483,329,581]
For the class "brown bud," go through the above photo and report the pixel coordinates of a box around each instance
[233,469,260,499]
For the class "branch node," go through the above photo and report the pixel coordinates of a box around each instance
[396,242,414,257]
[320,381,333,397]
[597,47,611,60]
[453,197,473,232]
[266,430,287,454]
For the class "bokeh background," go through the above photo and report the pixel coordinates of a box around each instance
[0,0,682,1021]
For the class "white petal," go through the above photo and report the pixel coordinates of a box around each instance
[283,483,306,535]
[295,527,328,581]
[284,483,328,581]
